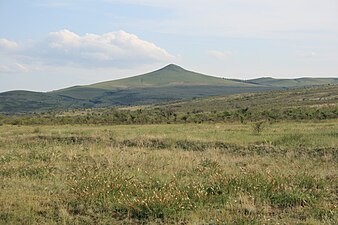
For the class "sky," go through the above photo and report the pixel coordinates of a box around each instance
[0,0,337,92]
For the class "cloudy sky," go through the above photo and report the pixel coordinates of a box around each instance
[0,0,337,92]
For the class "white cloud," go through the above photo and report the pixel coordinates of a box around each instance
[208,50,234,59]
[0,29,175,72]
[0,38,19,51]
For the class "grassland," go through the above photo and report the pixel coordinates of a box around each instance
[0,121,337,224]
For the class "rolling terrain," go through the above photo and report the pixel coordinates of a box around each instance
[0,64,337,113]
[1,84,337,126]
[154,84,338,113]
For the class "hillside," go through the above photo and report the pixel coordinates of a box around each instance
[0,64,337,114]
[248,77,338,87]
[53,64,259,100]
[0,91,93,114]
[154,84,338,113]
[88,64,253,89]
[0,65,270,113]
[3,84,337,125]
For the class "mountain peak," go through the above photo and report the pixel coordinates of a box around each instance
[160,64,185,71]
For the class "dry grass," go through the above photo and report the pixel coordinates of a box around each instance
[0,121,337,224]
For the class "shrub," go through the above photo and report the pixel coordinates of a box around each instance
[252,121,264,135]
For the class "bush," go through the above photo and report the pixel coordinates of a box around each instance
[252,121,264,135]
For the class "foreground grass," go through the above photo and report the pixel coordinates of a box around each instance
[0,121,337,224]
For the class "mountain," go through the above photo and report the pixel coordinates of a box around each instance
[47,64,272,109]
[0,64,337,113]
[89,64,252,89]
[52,64,257,100]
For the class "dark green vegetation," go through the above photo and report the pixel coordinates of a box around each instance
[1,64,338,113]
[1,84,337,125]
[0,122,337,224]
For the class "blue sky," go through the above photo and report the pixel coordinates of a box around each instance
[0,0,337,92]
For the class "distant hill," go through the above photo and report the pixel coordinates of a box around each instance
[89,64,253,89]
[0,64,337,113]
[247,77,338,87]
[53,64,257,100]
[0,91,92,114]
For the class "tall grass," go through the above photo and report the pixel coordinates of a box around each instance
[0,121,337,224]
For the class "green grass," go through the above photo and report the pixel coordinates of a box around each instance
[0,121,337,224]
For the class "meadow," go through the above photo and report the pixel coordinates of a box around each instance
[0,121,337,224]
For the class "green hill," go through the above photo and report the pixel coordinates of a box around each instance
[0,64,337,114]
[89,64,253,89]
[52,64,258,100]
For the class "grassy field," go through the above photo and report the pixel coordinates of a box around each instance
[0,121,337,224]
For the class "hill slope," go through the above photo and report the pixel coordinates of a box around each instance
[89,64,253,89]
[0,91,92,114]
[0,64,337,113]
[51,64,259,101]
[154,84,338,113]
